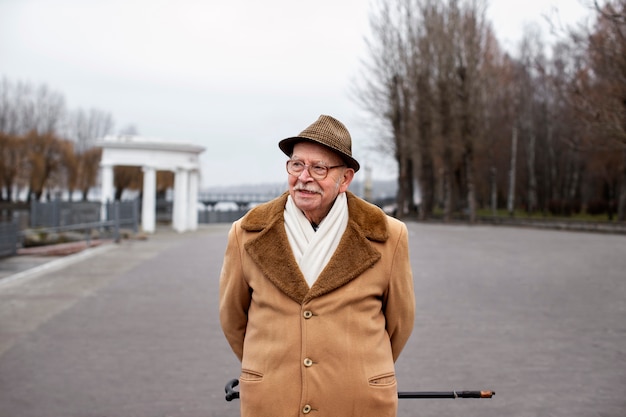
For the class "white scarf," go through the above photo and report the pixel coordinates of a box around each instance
[284,192,348,288]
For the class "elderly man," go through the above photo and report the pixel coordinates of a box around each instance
[219,115,415,417]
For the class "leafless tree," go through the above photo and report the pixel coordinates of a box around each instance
[516,27,544,213]
[33,84,66,135]
[64,108,114,153]
[24,131,67,201]
[354,0,623,221]
[355,0,418,218]
[64,108,114,200]
[0,78,123,202]
[567,0,626,219]
[453,0,490,222]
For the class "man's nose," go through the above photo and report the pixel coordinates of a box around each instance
[298,165,314,181]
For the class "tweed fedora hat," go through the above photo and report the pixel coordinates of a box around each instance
[279,115,360,172]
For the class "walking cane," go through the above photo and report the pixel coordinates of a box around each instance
[225,379,494,401]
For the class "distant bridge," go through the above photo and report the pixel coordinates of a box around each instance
[197,192,282,210]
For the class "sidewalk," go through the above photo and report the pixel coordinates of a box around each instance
[0,224,237,417]
[0,240,115,284]
[0,223,624,417]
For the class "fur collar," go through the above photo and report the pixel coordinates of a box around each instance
[241,191,389,304]
[241,191,388,240]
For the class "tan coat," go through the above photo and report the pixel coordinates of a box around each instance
[219,191,415,417]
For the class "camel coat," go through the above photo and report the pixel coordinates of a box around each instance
[219,191,415,417]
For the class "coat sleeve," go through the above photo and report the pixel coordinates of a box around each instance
[219,221,251,362]
[384,220,416,362]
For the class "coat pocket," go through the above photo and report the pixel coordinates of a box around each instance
[240,369,264,382]
[368,372,397,387]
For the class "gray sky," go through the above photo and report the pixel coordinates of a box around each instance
[0,0,591,188]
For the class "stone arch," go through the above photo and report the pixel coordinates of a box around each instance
[97,135,205,233]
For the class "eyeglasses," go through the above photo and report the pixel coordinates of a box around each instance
[286,160,345,180]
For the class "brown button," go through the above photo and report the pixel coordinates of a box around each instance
[302,404,312,414]
[303,310,313,319]
[303,358,313,367]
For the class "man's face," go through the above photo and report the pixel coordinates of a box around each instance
[288,141,354,223]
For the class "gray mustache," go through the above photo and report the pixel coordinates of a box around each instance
[294,186,322,194]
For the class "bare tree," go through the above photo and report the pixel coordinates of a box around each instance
[355,0,418,218]
[414,43,436,219]
[24,131,66,201]
[507,126,518,216]
[431,1,458,221]
[0,78,124,201]
[0,132,24,201]
[64,108,114,153]
[64,108,114,200]
[516,26,545,214]
[0,80,68,200]
[33,84,66,135]
[590,0,626,219]
[567,0,626,219]
[410,0,444,220]
[78,147,103,201]
[358,0,499,220]
[454,0,489,222]
[480,33,515,216]
[355,0,624,221]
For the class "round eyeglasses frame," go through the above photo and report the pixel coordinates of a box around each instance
[286,160,345,180]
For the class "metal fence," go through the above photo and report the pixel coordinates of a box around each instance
[27,200,139,241]
[198,209,247,224]
[0,200,140,257]
[105,200,140,233]
[30,200,101,228]
[0,197,252,258]
[26,199,138,230]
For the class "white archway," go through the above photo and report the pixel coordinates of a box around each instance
[97,135,205,233]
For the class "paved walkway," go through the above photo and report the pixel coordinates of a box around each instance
[0,240,114,284]
[0,223,625,417]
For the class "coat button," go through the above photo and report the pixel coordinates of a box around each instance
[303,358,313,367]
[303,310,313,319]
[302,404,312,414]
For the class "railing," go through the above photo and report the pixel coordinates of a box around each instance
[0,200,139,257]
[198,208,248,224]
[27,200,138,242]
[198,192,280,209]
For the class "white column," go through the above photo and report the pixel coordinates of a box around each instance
[187,170,199,231]
[100,163,114,221]
[172,168,189,232]
[142,166,156,233]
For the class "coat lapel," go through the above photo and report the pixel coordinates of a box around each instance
[244,215,311,304]
[241,192,390,305]
[305,220,381,302]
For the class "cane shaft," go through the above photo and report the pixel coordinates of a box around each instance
[226,378,494,401]
[398,390,495,399]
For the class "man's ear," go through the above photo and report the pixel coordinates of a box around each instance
[338,168,355,193]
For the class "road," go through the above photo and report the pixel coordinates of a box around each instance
[0,223,624,417]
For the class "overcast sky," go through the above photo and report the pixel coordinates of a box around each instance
[0,0,592,188]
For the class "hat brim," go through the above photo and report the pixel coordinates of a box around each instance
[279,137,360,172]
